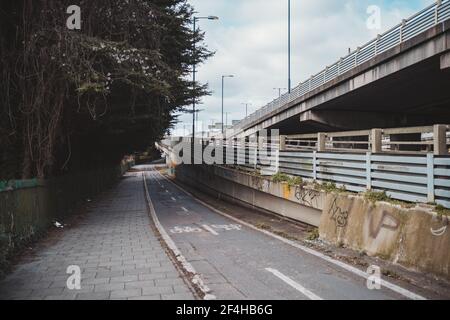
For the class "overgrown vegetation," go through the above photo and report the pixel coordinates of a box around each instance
[0,0,212,180]
[363,191,392,203]
[272,173,290,184]
[271,173,303,187]
[320,182,338,193]
[312,181,347,194]
[436,205,450,218]
[362,190,414,208]
[306,228,319,241]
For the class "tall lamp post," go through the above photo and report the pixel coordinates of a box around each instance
[221,75,234,134]
[288,0,292,93]
[192,15,219,138]
[224,112,231,129]
[241,103,252,118]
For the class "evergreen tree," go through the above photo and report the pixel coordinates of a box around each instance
[0,0,212,179]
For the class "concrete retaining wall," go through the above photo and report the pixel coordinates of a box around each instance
[320,193,450,279]
[175,165,323,227]
[175,164,450,279]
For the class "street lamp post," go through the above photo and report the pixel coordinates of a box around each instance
[224,112,231,129]
[192,15,218,148]
[288,0,291,93]
[221,75,234,134]
[241,103,252,118]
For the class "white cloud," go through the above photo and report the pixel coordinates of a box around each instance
[174,0,434,134]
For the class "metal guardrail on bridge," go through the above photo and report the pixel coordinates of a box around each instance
[231,0,450,135]
[281,125,450,155]
[161,124,450,208]
[278,151,450,208]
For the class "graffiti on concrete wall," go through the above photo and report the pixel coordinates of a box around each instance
[431,226,447,237]
[251,175,264,191]
[295,185,320,207]
[430,215,448,237]
[368,211,400,239]
[328,197,349,228]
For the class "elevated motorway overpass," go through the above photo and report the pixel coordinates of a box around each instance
[228,0,450,138]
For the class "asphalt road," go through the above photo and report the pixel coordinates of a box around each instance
[144,168,425,300]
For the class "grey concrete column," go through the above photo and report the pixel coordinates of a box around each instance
[280,135,287,151]
[371,129,383,153]
[317,133,326,152]
[434,124,448,155]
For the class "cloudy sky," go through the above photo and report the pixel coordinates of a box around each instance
[173,0,433,135]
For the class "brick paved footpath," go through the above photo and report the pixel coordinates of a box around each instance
[0,173,195,300]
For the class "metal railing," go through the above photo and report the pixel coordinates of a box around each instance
[281,125,450,155]
[231,0,450,135]
[160,124,450,208]
[191,141,450,208]
[278,151,450,208]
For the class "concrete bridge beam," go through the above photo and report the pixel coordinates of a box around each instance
[299,110,437,131]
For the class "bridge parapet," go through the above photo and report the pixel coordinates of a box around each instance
[281,124,450,155]
[158,124,450,208]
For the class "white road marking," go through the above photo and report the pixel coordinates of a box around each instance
[171,197,177,202]
[212,224,242,231]
[142,173,215,300]
[157,171,427,301]
[202,225,219,236]
[170,226,203,234]
[181,207,189,212]
[166,190,170,193]
[266,268,323,300]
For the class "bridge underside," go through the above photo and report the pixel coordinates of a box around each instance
[269,53,450,135]
[231,22,450,138]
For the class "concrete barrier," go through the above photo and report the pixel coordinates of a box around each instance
[176,165,323,227]
[175,164,450,279]
[320,193,450,279]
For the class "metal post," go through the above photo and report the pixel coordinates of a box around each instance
[313,151,317,181]
[221,76,224,133]
[400,19,406,42]
[288,0,292,93]
[427,153,435,203]
[192,18,196,143]
[366,152,372,190]
[435,1,442,25]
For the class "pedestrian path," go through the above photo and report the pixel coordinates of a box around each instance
[0,173,194,300]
